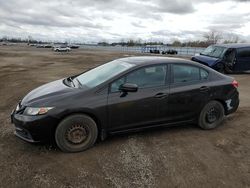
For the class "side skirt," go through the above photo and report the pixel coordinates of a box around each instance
[108,119,196,136]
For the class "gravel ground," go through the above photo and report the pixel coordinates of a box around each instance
[0,45,250,188]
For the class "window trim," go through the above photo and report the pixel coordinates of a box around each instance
[170,63,209,86]
[109,64,169,93]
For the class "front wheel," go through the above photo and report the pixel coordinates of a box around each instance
[215,63,225,73]
[198,101,225,130]
[55,114,98,152]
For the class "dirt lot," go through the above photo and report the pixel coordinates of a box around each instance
[0,45,250,188]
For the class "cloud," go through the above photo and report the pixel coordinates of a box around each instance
[0,0,249,42]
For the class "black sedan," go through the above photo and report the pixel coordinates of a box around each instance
[162,49,178,55]
[11,57,239,152]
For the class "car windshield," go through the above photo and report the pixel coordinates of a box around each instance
[76,60,135,88]
[201,46,227,58]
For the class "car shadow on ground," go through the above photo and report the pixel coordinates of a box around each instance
[29,123,204,153]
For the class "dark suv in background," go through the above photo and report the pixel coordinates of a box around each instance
[191,43,250,73]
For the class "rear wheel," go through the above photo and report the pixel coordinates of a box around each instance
[55,114,98,152]
[198,101,224,130]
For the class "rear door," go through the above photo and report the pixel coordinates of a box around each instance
[235,47,250,72]
[167,64,210,122]
[107,64,169,131]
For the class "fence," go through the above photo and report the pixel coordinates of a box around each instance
[80,45,206,56]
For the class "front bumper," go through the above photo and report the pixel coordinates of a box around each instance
[11,110,58,143]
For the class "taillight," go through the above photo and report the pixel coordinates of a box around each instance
[232,80,239,88]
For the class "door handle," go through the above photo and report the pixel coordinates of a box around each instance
[200,86,210,92]
[154,93,168,98]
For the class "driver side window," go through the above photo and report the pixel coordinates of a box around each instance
[110,77,125,93]
[110,65,167,93]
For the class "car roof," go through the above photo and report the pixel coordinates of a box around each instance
[117,56,195,66]
[214,43,250,48]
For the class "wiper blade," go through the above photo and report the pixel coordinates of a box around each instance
[201,53,214,58]
[68,77,75,87]
[75,77,82,87]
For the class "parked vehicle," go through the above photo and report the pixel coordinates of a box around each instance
[28,44,37,47]
[150,49,160,54]
[44,44,52,48]
[141,46,162,53]
[69,45,80,49]
[11,57,239,152]
[53,46,71,52]
[36,44,45,48]
[191,43,250,73]
[162,49,178,55]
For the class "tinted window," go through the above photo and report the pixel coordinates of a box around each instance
[110,77,125,92]
[224,49,236,64]
[173,65,200,83]
[110,65,167,92]
[126,65,167,88]
[237,48,250,58]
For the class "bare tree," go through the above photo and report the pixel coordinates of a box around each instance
[223,33,240,44]
[172,40,182,47]
[203,30,222,45]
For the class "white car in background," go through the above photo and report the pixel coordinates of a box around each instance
[53,46,71,52]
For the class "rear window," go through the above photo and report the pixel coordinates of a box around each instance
[173,65,208,83]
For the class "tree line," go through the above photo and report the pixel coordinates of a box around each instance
[98,31,246,47]
[1,31,247,47]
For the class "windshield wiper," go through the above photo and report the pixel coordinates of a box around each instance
[68,77,75,87]
[200,53,216,58]
[74,77,82,88]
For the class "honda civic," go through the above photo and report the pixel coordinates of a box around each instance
[11,57,239,152]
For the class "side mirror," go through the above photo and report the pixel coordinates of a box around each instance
[119,83,138,92]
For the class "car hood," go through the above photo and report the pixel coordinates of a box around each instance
[192,55,220,66]
[21,79,76,106]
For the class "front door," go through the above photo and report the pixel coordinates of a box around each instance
[107,65,168,131]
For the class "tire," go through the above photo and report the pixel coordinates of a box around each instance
[198,101,225,130]
[216,63,225,73]
[55,114,98,152]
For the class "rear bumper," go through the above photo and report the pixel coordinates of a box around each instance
[225,91,239,115]
[11,111,58,143]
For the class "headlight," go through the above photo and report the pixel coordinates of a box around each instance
[24,107,54,116]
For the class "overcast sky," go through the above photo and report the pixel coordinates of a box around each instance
[0,0,250,43]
